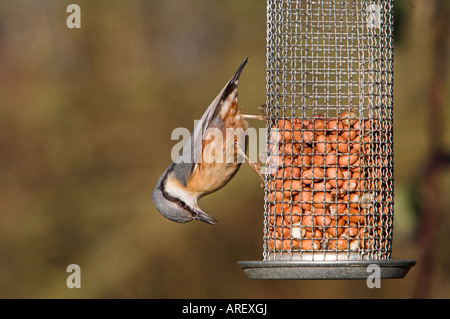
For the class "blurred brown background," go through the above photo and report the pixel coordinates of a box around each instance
[0,0,448,298]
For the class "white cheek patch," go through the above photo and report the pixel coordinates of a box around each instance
[165,177,198,208]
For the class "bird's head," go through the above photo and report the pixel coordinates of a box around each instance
[152,170,217,225]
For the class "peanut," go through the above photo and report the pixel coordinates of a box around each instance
[277,119,292,141]
[312,191,333,208]
[315,214,332,227]
[298,239,321,250]
[283,180,301,196]
[351,135,362,151]
[326,167,344,188]
[347,222,359,237]
[327,119,344,132]
[301,213,314,230]
[340,178,359,192]
[271,178,283,189]
[327,218,346,238]
[340,128,357,141]
[338,150,359,166]
[282,226,290,237]
[344,193,360,208]
[291,222,305,239]
[328,238,348,250]
[315,134,332,153]
[312,181,328,191]
[327,134,349,153]
[273,203,283,214]
[325,152,338,165]
[290,205,301,219]
[302,167,325,184]
[269,129,282,145]
[282,239,292,250]
[349,239,360,251]
[283,156,293,166]
[296,154,312,166]
[270,237,282,250]
[304,229,323,239]
[283,142,299,155]
[312,154,325,166]
[339,110,358,126]
[293,124,314,143]
[313,118,325,133]
[269,190,284,202]
[292,123,302,142]
[337,136,351,153]
[292,166,301,178]
[352,119,363,130]
[329,203,346,217]
[295,189,312,211]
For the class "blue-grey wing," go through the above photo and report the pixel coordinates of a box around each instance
[173,57,248,185]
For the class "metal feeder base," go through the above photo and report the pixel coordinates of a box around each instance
[237,260,416,280]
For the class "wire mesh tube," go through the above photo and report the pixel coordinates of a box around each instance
[238,0,415,279]
[263,0,394,261]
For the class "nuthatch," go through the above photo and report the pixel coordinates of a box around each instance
[152,57,262,225]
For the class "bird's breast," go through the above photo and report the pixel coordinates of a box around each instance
[187,160,241,196]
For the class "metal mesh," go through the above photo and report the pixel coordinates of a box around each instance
[263,0,394,261]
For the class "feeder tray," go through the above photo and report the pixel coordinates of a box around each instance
[238,260,416,280]
[238,0,415,280]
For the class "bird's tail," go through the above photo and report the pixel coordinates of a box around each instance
[220,57,249,100]
[231,56,249,85]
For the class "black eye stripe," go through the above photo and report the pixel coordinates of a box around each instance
[161,189,198,217]
[160,170,198,217]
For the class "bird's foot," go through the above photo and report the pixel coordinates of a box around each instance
[241,104,268,122]
[241,114,266,121]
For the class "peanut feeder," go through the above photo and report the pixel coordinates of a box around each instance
[238,0,415,279]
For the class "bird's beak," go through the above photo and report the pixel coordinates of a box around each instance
[194,209,217,225]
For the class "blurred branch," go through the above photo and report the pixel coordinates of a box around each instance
[413,0,449,299]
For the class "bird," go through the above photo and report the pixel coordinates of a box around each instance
[152,57,263,225]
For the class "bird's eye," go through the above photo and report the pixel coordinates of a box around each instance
[178,201,186,208]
